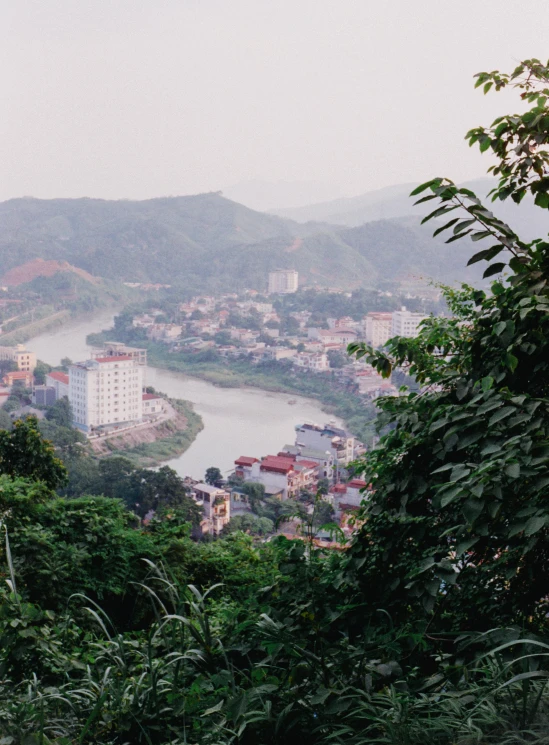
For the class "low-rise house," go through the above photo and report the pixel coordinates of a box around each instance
[33,386,56,406]
[234,454,318,500]
[307,328,359,346]
[292,352,329,372]
[45,371,70,400]
[147,324,183,342]
[279,444,335,480]
[295,422,356,477]
[142,393,163,415]
[329,479,370,518]
[3,370,34,388]
[193,483,231,535]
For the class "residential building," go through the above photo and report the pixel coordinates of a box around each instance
[45,371,69,400]
[329,479,370,517]
[234,454,319,500]
[69,355,143,433]
[147,324,183,342]
[391,308,427,338]
[93,342,147,367]
[3,370,33,388]
[292,352,329,372]
[0,344,37,372]
[193,483,231,535]
[280,444,335,480]
[308,328,358,346]
[364,312,393,348]
[294,422,356,476]
[32,386,56,406]
[268,269,299,295]
[142,393,164,415]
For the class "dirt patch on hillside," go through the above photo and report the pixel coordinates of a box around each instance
[89,407,189,457]
[2,259,98,286]
[284,237,303,253]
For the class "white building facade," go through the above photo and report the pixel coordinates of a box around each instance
[391,309,427,338]
[69,355,143,433]
[268,269,299,294]
[364,312,393,348]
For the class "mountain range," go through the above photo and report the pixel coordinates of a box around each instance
[0,186,524,295]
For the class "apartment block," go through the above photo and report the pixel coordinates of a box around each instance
[391,308,427,338]
[268,269,299,294]
[0,344,37,372]
[294,422,356,476]
[364,312,393,348]
[69,355,143,433]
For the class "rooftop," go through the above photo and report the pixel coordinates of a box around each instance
[47,371,69,384]
[95,355,134,363]
[235,456,259,466]
[142,393,161,401]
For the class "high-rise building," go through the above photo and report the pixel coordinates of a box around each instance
[268,269,299,294]
[364,312,393,348]
[69,355,143,433]
[391,308,427,338]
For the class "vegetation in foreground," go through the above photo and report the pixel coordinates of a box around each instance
[2,58,549,744]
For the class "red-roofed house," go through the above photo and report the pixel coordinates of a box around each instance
[142,393,163,415]
[234,456,259,480]
[3,370,33,388]
[45,371,69,400]
[235,454,318,499]
[329,479,371,517]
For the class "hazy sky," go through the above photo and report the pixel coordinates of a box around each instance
[2,0,549,204]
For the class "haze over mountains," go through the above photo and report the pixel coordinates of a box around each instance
[2,178,538,296]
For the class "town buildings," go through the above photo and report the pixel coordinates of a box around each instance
[0,344,37,372]
[391,308,427,338]
[142,393,164,416]
[234,453,319,500]
[193,483,231,535]
[69,355,143,433]
[294,422,357,477]
[364,312,393,348]
[2,370,33,388]
[45,371,69,400]
[268,269,299,295]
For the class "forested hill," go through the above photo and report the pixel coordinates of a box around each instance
[0,193,483,292]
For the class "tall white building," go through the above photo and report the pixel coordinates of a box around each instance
[364,312,393,348]
[391,308,427,338]
[69,355,143,433]
[268,269,299,294]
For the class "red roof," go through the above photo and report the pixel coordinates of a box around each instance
[296,459,319,469]
[348,479,368,489]
[4,371,32,379]
[95,355,133,363]
[260,455,295,474]
[142,393,161,400]
[330,484,347,494]
[47,371,69,385]
[235,456,258,467]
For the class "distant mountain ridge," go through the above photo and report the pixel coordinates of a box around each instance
[0,192,487,294]
[270,179,549,242]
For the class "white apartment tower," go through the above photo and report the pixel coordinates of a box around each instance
[268,269,299,294]
[69,355,143,433]
[391,308,427,339]
[364,312,393,348]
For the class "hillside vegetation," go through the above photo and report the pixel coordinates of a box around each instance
[0,192,482,293]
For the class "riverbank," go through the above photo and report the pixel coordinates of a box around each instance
[89,397,203,468]
[101,340,377,446]
[0,309,71,344]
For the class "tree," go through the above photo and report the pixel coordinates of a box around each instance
[223,513,274,536]
[33,360,51,385]
[0,416,67,489]
[346,58,549,630]
[45,396,73,428]
[327,349,347,369]
[205,466,222,485]
[130,466,202,524]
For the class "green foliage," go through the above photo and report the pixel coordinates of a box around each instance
[223,513,274,536]
[0,416,67,489]
[45,395,73,428]
[2,56,549,745]
[205,465,222,485]
[33,359,51,385]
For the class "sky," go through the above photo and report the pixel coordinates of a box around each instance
[2,0,549,206]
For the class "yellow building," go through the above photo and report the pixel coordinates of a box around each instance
[0,344,37,373]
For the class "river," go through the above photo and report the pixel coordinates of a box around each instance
[27,311,342,479]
